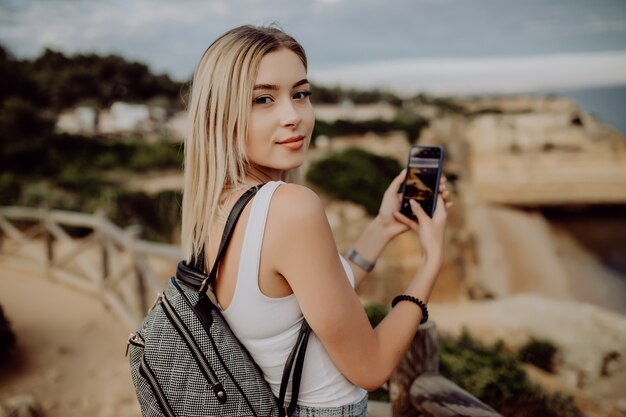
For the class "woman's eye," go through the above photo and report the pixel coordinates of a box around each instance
[293,90,312,100]
[254,96,273,105]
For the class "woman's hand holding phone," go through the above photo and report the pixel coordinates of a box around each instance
[395,188,447,264]
[378,168,450,259]
[378,168,449,267]
[376,168,416,240]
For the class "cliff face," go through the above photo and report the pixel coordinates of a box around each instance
[454,97,626,205]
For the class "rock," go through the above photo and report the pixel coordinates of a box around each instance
[44,368,60,382]
[0,395,44,417]
[430,294,626,387]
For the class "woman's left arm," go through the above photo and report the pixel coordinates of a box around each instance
[345,215,392,289]
[346,169,451,289]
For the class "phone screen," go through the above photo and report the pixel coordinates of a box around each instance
[400,146,444,219]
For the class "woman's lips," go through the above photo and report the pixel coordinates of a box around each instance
[277,135,305,150]
[278,137,304,150]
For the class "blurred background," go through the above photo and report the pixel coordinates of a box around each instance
[0,0,625,416]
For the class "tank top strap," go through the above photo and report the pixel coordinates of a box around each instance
[235,180,286,300]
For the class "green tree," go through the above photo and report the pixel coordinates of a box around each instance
[306,147,402,216]
[25,48,185,109]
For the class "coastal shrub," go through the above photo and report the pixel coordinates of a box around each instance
[518,337,558,373]
[312,117,428,143]
[364,302,389,328]
[0,173,22,204]
[412,94,466,114]
[0,304,16,363]
[363,302,391,402]
[306,147,402,216]
[310,83,402,105]
[56,164,114,197]
[127,139,183,172]
[109,189,182,243]
[439,327,582,417]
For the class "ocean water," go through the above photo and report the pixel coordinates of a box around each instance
[548,84,626,135]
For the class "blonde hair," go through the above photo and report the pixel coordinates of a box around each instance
[181,24,308,266]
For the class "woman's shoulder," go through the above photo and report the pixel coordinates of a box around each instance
[270,182,326,226]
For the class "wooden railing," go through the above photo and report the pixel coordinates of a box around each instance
[391,321,503,416]
[0,206,179,328]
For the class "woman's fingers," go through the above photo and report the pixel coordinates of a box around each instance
[438,176,452,205]
[392,210,419,231]
[389,168,407,195]
[439,176,448,192]
[432,193,448,221]
[409,199,430,224]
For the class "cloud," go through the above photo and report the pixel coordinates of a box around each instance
[1,0,625,86]
[309,51,626,95]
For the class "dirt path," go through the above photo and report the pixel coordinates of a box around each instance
[0,261,141,417]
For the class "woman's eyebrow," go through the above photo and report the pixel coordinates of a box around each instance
[253,78,309,91]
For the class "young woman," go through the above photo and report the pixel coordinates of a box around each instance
[180,24,450,416]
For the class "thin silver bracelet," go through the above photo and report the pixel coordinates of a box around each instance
[346,248,376,272]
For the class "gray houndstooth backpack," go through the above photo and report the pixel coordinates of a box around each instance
[126,183,311,417]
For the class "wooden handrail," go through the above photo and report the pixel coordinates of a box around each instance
[0,206,179,328]
[391,321,503,416]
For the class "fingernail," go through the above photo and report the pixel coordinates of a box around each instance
[410,200,416,206]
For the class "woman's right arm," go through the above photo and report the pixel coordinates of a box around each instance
[269,183,447,391]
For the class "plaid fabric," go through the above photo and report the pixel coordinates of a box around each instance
[128,277,281,417]
[293,394,368,417]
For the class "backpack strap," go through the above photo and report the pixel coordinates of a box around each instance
[178,182,311,416]
[278,320,311,416]
[192,183,263,291]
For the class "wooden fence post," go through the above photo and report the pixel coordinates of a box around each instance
[41,205,54,276]
[124,225,145,321]
[390,320,503,417]
[95,209,109,284]
[390,320,439,417]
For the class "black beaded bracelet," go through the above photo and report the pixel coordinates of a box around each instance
[391,295,429,324]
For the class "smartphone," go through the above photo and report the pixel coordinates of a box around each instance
[399,145,445,220]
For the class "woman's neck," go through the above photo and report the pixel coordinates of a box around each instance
[243,163,284,185]
[219,164,283,204]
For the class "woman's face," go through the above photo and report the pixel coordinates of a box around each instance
[246,48,314,179]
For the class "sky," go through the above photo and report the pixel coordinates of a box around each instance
[1,0,625,95]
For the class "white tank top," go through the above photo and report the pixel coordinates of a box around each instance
[219,180,367,407]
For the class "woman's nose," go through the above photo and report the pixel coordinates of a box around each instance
[280,100,302,127]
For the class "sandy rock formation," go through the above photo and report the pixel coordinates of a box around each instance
[459,98,626,205]
[0,395,44,417]
[430,294,626,390]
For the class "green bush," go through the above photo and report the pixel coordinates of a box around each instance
[108,189,182,243]
[0,304,16,363]
[364,302,391,402]
[518,338,558,373]
[310,83,402,105]
[312,117,428,143]
[364,302,389,328]
[0,173,22,204]
[439,328,582,417]
[127,139,183,172]
[306,147,402,216]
